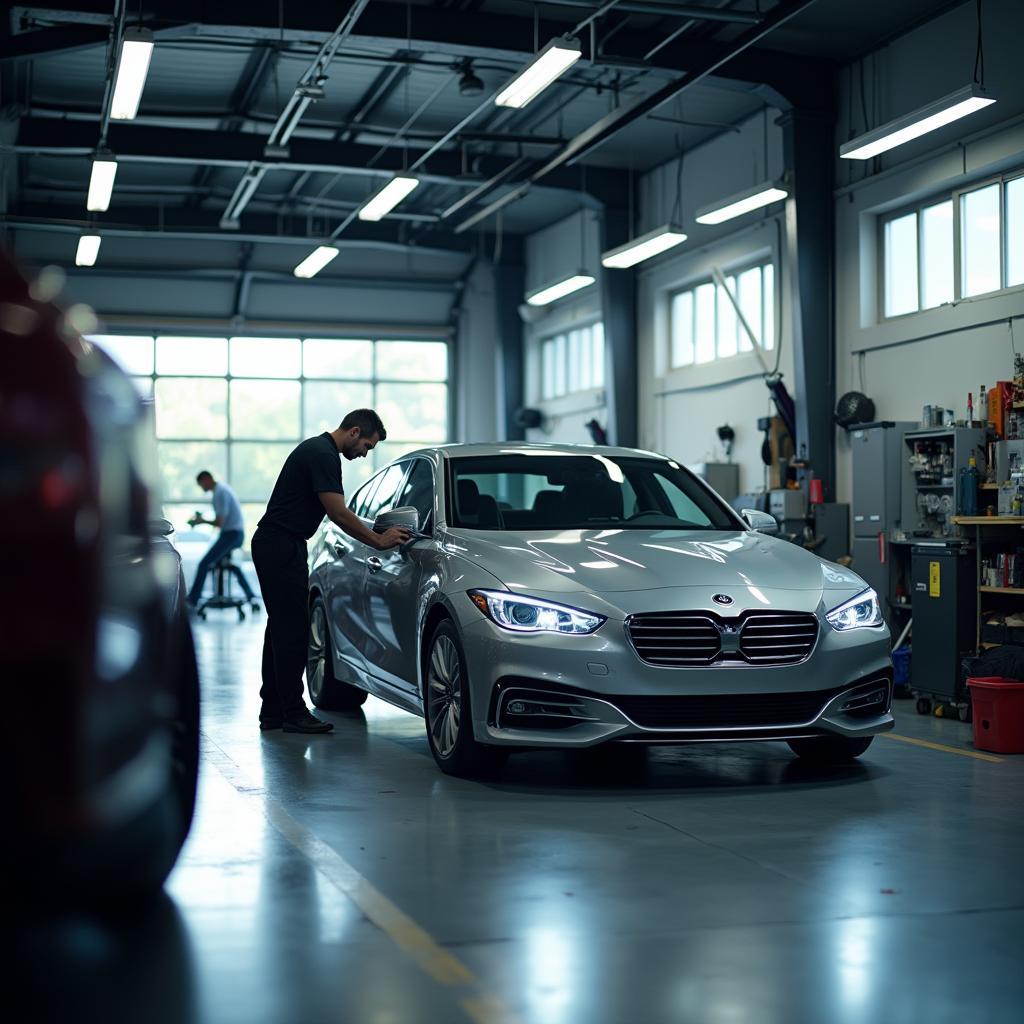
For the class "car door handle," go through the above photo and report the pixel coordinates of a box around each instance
[367,556,383,573]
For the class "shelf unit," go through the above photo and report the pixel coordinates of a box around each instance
[953,517,1024,648]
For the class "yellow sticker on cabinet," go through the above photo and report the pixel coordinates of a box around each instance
[929,561,941,598]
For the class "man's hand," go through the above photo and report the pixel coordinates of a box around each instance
[375,527,412,550]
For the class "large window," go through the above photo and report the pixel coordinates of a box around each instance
[87,334,449,548]
[540,322,605,400]
[881,171,1024,318]
[670,261,774,368]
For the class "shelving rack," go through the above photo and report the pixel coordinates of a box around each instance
[950,516,1024,648]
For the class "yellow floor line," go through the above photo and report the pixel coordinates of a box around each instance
[204,739,521,1024]
[882,732,1004,763]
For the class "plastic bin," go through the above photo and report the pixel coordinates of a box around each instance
[966,677,1024,754]
[892,646,911,691]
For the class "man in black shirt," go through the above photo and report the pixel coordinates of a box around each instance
[252,408,410,734]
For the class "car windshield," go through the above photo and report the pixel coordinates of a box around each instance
[448,453,739,532]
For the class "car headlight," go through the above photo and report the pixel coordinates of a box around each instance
[468,590,605,635]
[826,589,883,631]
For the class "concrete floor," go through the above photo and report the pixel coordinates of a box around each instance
[31,616,1024,1023]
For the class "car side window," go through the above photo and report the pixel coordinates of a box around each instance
[364,463,408,520]
[351,474,382,518]
[395,459,435,530]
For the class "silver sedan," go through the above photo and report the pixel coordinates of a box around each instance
[307,443,893,776]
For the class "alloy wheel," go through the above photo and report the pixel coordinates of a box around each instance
[427,634,461,757]
[307,602,326,703]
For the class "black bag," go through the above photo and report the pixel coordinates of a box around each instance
[962,646,1024,682]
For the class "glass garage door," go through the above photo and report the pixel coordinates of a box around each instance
[87,334,449,549]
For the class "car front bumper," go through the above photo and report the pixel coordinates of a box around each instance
[459,614,894,748]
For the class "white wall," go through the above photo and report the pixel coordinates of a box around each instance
[833,0,1024,506]
[523,209,607,445]
[636,109,789,493]
[454,260,502,443]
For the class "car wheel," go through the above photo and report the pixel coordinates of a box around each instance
[307,595,367,710]
[169,613,200,847]
[424,620,503,778]
[787,736,874,763]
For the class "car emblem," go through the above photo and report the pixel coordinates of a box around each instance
[712,593,733,605]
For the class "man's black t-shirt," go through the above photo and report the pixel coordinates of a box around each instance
[258,433,344,540]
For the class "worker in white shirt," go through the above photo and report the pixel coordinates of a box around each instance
[186,470,258,610]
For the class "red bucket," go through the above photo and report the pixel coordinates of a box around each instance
[967,677,1024,754]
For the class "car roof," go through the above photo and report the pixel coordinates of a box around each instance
[401,442,674,462]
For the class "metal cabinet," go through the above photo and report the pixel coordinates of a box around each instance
[851,421,915,537]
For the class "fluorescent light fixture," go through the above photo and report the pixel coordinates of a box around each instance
[86,155,118,212]
[601,224,688,269]
[293,245,339,279]
[695,182,788,226]
[840,84,996,161]
[75,234,101,267]
[525,271,595,307]
[109,27,154,120]
[495,36,582,109]
[357,175,419,221]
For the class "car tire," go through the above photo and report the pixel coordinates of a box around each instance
[307,595,368,710]
[168,612,200,849]
[787,736,874,763]
[424,619,503,778]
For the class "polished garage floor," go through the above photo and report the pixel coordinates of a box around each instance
[35,618,1024,1023]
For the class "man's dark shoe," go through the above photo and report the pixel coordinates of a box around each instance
[282,709,334,734]
[259,719,282,731]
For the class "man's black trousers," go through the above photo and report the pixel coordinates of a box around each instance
[251,525,309,721]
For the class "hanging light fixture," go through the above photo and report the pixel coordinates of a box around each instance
[601,225,688,269]
[495,36,581,109]
[75,234,101,267]
[293,245,340,279]
[109,26,154,121]
[525,272,595,307]
[86,152,118,212]
[695,182,788,226]
[358,176,419,221]
[839,84,995,161]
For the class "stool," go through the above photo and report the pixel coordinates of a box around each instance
[196,555,259,621]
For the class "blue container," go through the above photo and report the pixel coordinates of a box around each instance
[892,646,911,691]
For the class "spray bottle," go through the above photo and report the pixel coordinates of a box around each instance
[979,385,989,426]
[967,391,974,424]
[959,455,979,516]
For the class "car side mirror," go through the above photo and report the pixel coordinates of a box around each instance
[741,508,779,534]
[149,517,175,537]
[374,506,421,534]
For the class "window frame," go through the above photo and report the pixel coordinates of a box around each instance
[88,333,451,544]
[394,455,437,533]
[878,169,1024,321]
[668,257,776,371]
[538,320,605,400]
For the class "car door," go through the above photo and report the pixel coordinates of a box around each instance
[321,473,382,675]
[361,457,436,694]
[348,461,411,674]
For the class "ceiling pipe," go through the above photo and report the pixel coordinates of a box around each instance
[523,1,762,24]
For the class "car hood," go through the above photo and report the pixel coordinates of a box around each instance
[442,527,869,615]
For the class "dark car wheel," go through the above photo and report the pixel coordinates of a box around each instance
[787,735,874,763]
[424,620,503,778]
[168,613,200,847]
[307,595,367,710]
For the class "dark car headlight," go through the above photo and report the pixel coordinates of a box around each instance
[826,589,883,631]
[468,590,605,635]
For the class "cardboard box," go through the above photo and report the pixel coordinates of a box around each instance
[989,381,1013,438]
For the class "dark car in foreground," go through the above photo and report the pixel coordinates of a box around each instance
[0,255,199,901]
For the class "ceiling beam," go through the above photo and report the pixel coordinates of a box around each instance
[2,200,522,260]
[12,116,623,206]
[5,1,827,96]
[456,0,825,229]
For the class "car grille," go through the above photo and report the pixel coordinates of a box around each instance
[626,613,721,665]
[626,610,819,667]
[610,686,845,729]
[739,612,819,664]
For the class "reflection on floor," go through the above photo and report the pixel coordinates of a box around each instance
[25,617,1024,1022]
